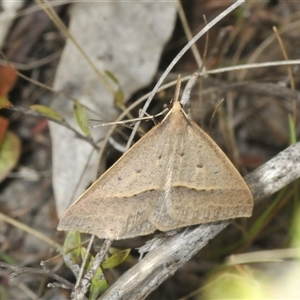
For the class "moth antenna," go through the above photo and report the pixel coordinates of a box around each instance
[173,74,182,104]
[181,73,199,113]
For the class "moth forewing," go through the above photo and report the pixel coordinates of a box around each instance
[58,76,254,240]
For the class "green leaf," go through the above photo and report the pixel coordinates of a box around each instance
[204,268,262,299]
[105,70,120,85]
[0,97,13,109]
[89,266,109,299]
[73,100,90,136]
[0,131,21,183]
[114,89,125,109]
[288,114,297,144]
[63,231,81,263]
[30,104,64,121]
[104,71,125,108]
[102,249,131,269]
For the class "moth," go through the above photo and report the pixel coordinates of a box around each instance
[58,76,253,240]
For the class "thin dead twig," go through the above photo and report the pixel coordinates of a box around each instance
[0,261,74,290]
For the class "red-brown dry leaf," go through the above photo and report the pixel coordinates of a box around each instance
[0,65,17,97]
[0,116,9,146]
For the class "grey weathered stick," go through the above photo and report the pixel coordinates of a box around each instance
[100,142,300,300]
